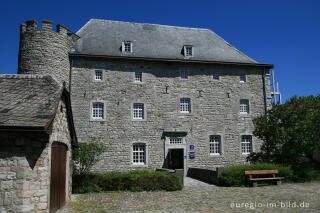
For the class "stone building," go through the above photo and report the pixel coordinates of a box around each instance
[15,19,272,176]
[0,74,77,213]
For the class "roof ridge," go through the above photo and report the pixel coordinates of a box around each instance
[205,30,258,63]
[89,18,211,31]
[0,74,48,79]
[0,74,63,87]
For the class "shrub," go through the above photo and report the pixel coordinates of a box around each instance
[249,95,320,166]
[73,170,183,193]
[218,163,293,187]
[291,162,320,182]
[72,137,107,175]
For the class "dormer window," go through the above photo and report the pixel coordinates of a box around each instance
[184,46,193,57]
[122,41,132,53]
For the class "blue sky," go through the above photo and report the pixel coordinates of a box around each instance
[1,0,319,102]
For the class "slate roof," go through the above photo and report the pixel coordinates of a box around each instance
[72,19,263,65]
[0,74,62,129]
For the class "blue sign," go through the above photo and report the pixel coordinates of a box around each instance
[190,145,194,150]
[189,152,195,159]
[184,156,187,159]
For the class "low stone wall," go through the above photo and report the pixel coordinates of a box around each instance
[187,167,223,185]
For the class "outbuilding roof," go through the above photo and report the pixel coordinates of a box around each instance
[72,19,259,64]
[0,74,77,144]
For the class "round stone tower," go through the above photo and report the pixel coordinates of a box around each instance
[18,19,73,86]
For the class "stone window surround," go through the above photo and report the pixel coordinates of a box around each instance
[183,45,193,57]
[133,71,144,84]
[166,136,186,145]
[212,72,220,80]
[240,73,246,82]
[179,97,192,114]
[179,69,189,80]
[93,70,104,82]
[89,100,107,121]
[122,41,133,53]
[240,134,254,155]
[131,101,147,121]
[207,133,224,157]
[240,99,250,115]
[130,141,148,167]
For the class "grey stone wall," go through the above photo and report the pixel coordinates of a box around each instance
[18,20,73,87]
[0,132,49,213]
[0,100,72,213]
[70,57,271,172]
[49,99,73,203]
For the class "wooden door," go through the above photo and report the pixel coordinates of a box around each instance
[50,142,67,213]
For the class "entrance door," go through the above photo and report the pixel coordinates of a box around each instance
[168,149,184,169]
[50,142,67,213]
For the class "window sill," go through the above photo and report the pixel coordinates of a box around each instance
[90,118,106,122]
[132,164,148,167]
[241,153,251,155]
[132,118,146,120]
[210,153,223,157]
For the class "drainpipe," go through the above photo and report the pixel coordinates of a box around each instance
[263,67,268,114]
[69,58,73,95]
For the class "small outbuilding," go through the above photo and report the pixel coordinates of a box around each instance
[0,74,77,213]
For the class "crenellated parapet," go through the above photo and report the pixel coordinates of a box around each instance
[18,19,74,87]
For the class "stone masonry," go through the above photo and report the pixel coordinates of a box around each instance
[18,20,73,87]
[70,57,271,172]
[0,100,72,213]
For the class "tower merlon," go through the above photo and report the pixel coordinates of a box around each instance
[20,24,26,34]
[26,19,37,32]
[57,24,69,35]
[42,19,54,31]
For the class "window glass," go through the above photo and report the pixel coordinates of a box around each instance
[133,143,146,164]
[92,102,104,119]
[180,98,191,113]
[133,103,144,119]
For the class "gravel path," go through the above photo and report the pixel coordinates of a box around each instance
[57,178,320,213]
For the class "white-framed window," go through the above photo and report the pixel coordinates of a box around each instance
[122,41,132,53]
[240,99,249,114]
[240,74,246,82]
[133,103,144,119]
[135,72,142,82]
[132,143,146,165]
[180,70,188,80]
[241,135,252,154]
[95,70,103,81]
[92,102,104,119]
[184,46,193,57]
[169,137,183,144]
[210,135,221,155]
[212,72,219,80]
[180,98,191,113]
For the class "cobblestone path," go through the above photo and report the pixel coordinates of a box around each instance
[58,179,320,213]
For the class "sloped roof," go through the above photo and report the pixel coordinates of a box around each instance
[0,74,62,129]
[72,19,259,64]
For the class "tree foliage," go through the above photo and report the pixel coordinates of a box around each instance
[72,137,107,175]
[248,95,320,166]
